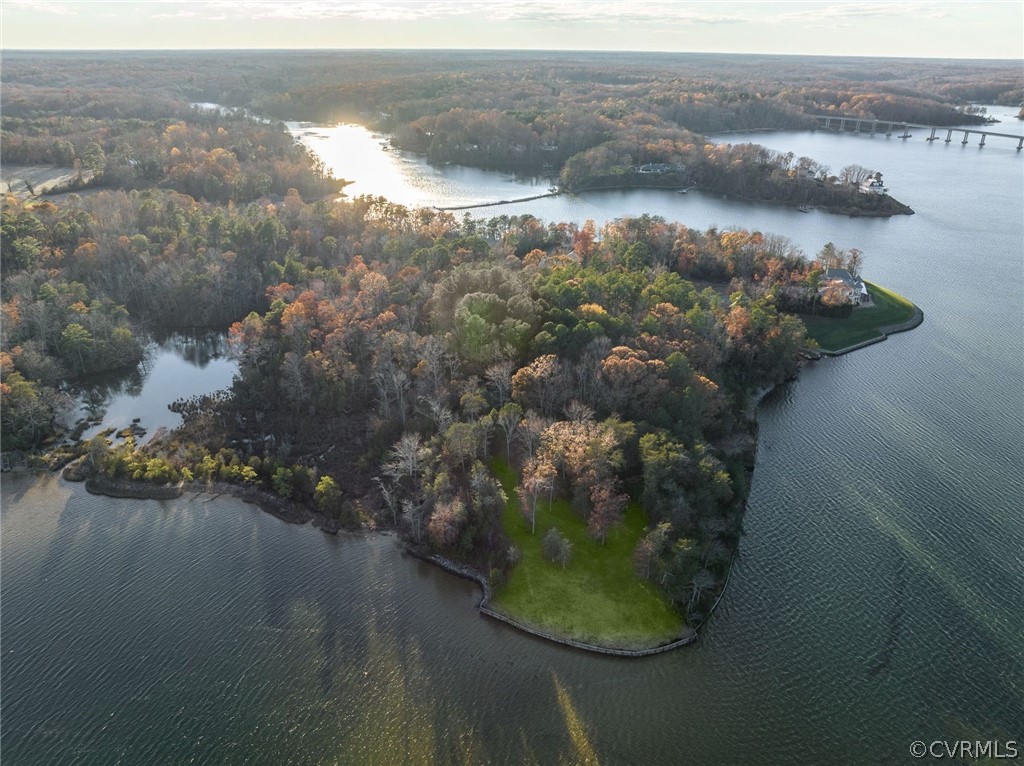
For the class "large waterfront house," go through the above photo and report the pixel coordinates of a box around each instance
[821,268,870,305]
[859,177,886,194]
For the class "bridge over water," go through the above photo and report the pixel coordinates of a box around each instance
[811,114,1024,151]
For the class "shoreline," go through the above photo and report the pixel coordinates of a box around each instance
[405,408,764,657]
[53,368,782,658]
[405,548,700,657]
[810,284,924,355]
[67,465,347,534]
[694,186,913,217]
[817,305,924,356]
[282,124,917,217]
[399,161,910,219]
[63,440,751,656]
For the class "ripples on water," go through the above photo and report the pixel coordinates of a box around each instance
[3,111,1022,765]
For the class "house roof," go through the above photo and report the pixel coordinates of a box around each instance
[824,268,859,287]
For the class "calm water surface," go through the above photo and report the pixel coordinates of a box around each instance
[71,332,236,442]
[289,122,554,208]
[3,109,1022,765]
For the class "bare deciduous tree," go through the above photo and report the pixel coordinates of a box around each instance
[383,432,423,485]
[689,568,718,613]
[484,360,515,405]
[495,401,524,458]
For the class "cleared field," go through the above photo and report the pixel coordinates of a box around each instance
[0,165,78,198]
[490,458,684,649]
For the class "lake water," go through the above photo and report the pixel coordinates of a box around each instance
[3,108,1022,765]
[288,122,555,208]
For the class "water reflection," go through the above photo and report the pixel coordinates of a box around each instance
[151,330,231,369]
[288,122,554,209]
[71,330,237,441]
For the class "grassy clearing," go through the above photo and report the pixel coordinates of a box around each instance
[490,457,683,648]
[801,282,917,352]
[0,165,77,198]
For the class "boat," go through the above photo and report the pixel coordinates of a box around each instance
[796,205,811,213]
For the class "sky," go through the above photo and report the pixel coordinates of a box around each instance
[1,0,1022,59]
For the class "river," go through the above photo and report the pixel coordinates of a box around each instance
[2,107,1022,765]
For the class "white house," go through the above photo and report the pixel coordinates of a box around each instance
[859,177,886,195]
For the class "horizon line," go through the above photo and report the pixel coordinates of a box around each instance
[2,47,1022,63]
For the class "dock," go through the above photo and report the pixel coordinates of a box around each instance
[433,190,561,212]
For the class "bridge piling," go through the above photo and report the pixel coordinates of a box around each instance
[810,113,1020,152]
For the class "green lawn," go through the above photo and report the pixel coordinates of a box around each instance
[801,282,917,352]
[490,457,684,648]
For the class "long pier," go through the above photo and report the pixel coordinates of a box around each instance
[811,114,1024,151]
[433,190,560,211]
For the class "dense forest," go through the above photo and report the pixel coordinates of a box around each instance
[0,94,344,202]
[2,49,1015,627]
[5,51,1019,211]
